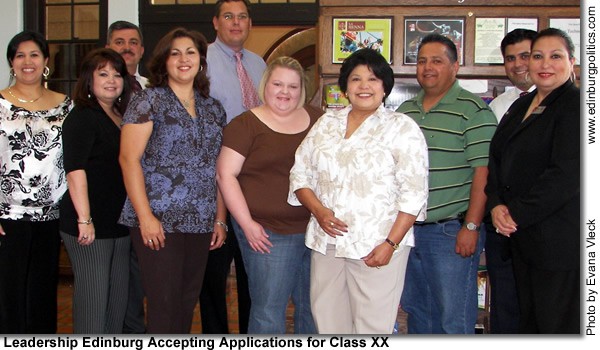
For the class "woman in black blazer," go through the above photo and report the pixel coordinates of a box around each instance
[485,28,580,334]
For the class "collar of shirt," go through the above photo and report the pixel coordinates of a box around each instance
[415,80,462,110]
[213,37,247,62]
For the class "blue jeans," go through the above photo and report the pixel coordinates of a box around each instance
[400,220,485,334]
[232,218,316,334]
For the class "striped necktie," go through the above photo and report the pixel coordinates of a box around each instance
[235,51,260,109]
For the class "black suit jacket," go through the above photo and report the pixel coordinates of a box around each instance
[485,80,580,271]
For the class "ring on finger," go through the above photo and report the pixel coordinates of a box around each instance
[495,228,500,233]
[148,239,153,244]
[330,221,334,227]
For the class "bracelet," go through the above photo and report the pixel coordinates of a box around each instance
[385,238,399,250]
[77,217,93,225]
[215,220,228,232]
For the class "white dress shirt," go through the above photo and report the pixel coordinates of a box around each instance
[489,85,536,121]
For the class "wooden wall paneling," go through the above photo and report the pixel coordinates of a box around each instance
[314,2,580,108]
[319,6,579,76]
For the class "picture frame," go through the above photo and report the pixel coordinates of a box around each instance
[404,18,465,65]
[332,17,393,64]
[474,17,506,64]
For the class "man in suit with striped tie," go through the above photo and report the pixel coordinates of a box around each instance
[485,28,537,334]
[106,20,147,334]
[107,21,148,93]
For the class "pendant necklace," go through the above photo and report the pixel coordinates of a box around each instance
[7,86,44,103]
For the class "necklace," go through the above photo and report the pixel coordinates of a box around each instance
[7,86,44,103]
[181,98,192,109]
[178,93,195,110]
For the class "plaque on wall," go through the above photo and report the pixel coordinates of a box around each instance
[506,18,538,32]
[404,18,465,65]
[332,17,393,64]
[549,18,581,65]
[474,18,505,64]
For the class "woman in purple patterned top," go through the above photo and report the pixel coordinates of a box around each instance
[118,27,227,334]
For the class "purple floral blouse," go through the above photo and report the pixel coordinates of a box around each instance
[118,86,226,234]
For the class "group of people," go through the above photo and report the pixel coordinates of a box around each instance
[0,0,580,336]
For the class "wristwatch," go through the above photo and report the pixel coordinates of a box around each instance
[385,238,399,250]
[465,222,479,231]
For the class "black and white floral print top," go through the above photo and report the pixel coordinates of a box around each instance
[0,95,73,221]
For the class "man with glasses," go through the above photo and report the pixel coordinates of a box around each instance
[201,0,266,334]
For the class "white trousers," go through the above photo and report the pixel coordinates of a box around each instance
[310,244,410,334]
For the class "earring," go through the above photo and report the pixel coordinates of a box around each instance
[87,93,92,99]
[43,66,50,79]
[9,68,16,77]
[118,96,122,103]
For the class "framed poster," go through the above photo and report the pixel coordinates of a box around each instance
[404,18,465,65]
[332,17,393,64]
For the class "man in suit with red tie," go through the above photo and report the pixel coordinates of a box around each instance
[106,20,148,334]
[485,28,537,334]
[106,21,148,93]
[489,29,538,121]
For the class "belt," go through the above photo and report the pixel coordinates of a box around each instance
[414,216,461,226]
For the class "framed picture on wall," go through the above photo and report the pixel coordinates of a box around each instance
[332,17,393,64]
[404,18,465,65]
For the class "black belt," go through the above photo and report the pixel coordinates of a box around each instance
[414,216,462,226]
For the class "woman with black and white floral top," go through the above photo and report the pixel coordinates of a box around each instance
[0,31,73,334]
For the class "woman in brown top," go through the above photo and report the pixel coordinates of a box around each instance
[216,56,321,334]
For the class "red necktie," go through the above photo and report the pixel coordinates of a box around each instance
[129,75,143,93]
[235,52,260,109]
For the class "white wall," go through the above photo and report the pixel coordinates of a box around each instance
[0,0,138,89]
[108,0,139,29]
[0,0,23,88]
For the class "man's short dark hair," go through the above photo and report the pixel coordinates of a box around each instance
[500,29,537,56]
[214,0,252,18]
[418,33,458,63]
[107,20,143,45]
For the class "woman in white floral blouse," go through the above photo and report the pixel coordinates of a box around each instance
[0,31,73,333]
[288,48,429,334]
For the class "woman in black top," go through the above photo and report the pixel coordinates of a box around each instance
[59,48,132,333]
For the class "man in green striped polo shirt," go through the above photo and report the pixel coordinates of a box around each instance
[397,33,497,334]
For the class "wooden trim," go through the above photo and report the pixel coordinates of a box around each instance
[139,3,318,26]
[320,0,579,6]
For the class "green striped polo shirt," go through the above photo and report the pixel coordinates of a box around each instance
[397,81,497,222]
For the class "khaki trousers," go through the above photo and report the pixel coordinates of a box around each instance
[310,244,410,334]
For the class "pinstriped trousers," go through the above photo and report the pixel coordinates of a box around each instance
[60,231,130,334]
